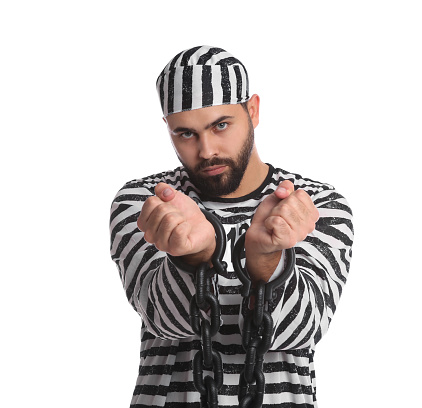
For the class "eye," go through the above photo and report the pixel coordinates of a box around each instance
[180,131,194,139]
[216,122,228,131]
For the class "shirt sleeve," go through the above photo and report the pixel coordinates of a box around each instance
[241,186,354,350]
[109,180,197,340]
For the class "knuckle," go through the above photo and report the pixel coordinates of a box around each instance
[279,204,292,218]
[143,231,152,244]
[281,205,299,223]
[160,213,172,231]
[296,189,308,199]
[275,217,285,227]
[153,203,167,217]
[162,212,179,228]
[144,196,159,209]
[267,215,286,231]
[155,238,166,252]
[271,216,285,229]
[171,224,186,242]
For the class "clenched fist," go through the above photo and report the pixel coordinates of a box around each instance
[137,183,216,266]
[245,180,319,282]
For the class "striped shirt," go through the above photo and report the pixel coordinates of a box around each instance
[109,164,354,407]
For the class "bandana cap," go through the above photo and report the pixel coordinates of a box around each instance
[156,46,250,117]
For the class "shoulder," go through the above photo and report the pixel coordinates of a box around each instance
[268,165,352,216]
[112,167,183,202]
[269,166,334,196]
[124,166,186,191]
[110,166,202,209]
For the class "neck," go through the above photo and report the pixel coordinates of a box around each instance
[220,147,269,199]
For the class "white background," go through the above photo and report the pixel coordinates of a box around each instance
[1,1,421,407]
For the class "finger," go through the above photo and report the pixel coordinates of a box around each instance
[154,211,185,251]
[137,196,163,232]
[168,221,192,256]
[292,189,320,223]
[277,201,303,231]
[251,192,280,224]
[272,193,308,224]
[143,202,177,244]
[274,180,295,200]
[155,182,176,202]
[269,195,315,239]
[273,189,319,227]
[264,215,297,249]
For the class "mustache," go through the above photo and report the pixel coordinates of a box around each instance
[194,157,236,172]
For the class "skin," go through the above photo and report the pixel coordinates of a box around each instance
[137,94,319,282]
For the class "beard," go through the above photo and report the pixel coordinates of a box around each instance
[179,120,255,198]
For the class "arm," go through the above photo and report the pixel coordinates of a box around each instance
[242,182,353,350]
[109,181,215,340]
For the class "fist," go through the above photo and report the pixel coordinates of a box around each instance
[137,183,216,264]
[246,180,319,252]
[244,180,319,280]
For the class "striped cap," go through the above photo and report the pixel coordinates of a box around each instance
[156,46,250,117]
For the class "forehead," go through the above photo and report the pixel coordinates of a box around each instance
[165,103,245,130]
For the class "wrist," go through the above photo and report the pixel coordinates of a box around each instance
[245,250,282,283]
[181,241,216,267]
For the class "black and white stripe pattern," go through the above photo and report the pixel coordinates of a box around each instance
[109,165,354,407]
[156,46,250,117]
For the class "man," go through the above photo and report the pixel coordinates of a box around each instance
[109,45,353,407]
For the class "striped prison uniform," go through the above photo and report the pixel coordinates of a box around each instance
[109,164,354,407]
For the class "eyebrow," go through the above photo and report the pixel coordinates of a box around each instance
[171,115,234,134]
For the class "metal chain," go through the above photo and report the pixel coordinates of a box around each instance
[170,209,227,408]
[233,233,296,408]
[171,209,295,408]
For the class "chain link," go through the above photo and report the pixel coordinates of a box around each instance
[233,233,296,408]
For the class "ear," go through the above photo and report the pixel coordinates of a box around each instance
[247,94,260,129]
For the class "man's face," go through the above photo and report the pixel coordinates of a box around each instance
[165,103,255,197]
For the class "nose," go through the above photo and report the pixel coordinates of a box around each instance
[198,133,218,160]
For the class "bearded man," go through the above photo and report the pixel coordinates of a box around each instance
[109,45,353,407]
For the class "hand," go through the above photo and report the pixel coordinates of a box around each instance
[137,183,216,265]
[244,180,319,281]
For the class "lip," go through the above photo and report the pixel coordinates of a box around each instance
[202,165,227,176]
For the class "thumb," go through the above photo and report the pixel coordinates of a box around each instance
[274,180,294,199]
[155,182,176,202]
